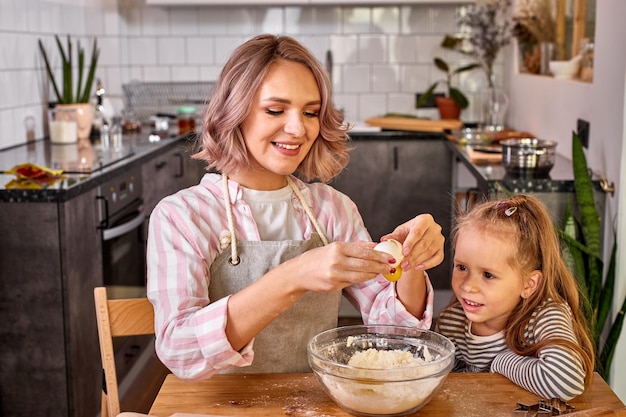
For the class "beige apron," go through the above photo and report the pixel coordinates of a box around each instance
[208,176,342,373]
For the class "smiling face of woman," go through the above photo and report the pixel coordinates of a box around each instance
[232,59,321,190]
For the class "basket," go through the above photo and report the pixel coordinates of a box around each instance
[122,81,215,123]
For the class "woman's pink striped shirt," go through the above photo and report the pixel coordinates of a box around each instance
[147,173,433,380]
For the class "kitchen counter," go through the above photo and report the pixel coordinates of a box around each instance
[348,129,447,141]
[0,133,199,202]
[448,141,584,195]
[0,132,205,417]
[447,140,608,228]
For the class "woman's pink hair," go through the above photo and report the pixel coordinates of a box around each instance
[193,34,350,183]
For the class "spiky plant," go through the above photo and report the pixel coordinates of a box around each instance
[557,132,625,380]
[38,34,99,104]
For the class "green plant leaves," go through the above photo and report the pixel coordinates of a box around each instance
[453,63,481,75]
[449,87,469,109]
[434,57,450,73]
[416,56,477,109]
[559,131,625,381]
[38,35,99,104]
[81,39,99,103]
[416,82,440,108]
[38,39,62,103]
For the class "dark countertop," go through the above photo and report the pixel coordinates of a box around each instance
[0,133,198,203]
[447,140,583,194]
[1,129,584,203]
[347,130,447,141]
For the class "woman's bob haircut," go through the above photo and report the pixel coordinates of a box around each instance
[193,34,350,183]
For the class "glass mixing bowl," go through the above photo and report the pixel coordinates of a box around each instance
[307,325,455,417]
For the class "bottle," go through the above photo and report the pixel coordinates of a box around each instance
[177,106,196,136]
[579,39,594,82]
[90,79,105,141]
[110,116,123,150]
[101,122,110,149]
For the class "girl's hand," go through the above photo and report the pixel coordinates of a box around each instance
[381,213,444,272]
[286,241,395,293]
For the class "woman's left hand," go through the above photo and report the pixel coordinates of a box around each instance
[380,213,444,271]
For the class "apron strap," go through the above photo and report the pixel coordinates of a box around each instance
[285,176,329,246]
[221,175,329,264]
[221,175,240,265]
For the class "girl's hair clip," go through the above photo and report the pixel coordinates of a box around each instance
[504,206,518,216]
[493,201,517,217]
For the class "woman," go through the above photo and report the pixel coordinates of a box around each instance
[147,34,445,380]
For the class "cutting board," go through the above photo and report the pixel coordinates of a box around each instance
[466,146,502,165]
[365,116,463,132]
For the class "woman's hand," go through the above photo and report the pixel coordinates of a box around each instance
[381,213,445,272]
[284,241,396,294]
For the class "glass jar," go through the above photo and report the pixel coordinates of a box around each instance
[121,110,141,134]
[579,39,594,82]
[177,106,196,135]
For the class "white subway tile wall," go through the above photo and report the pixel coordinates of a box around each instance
[0,0,504,150]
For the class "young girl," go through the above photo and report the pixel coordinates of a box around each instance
[436,194,595,401]
[147,34,445,380]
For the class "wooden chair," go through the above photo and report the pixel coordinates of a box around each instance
[94,287,156,417]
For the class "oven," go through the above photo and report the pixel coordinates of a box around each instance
[97,166,146,295]
[96,166,157,394]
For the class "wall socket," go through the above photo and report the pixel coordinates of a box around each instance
[577,118,590,148]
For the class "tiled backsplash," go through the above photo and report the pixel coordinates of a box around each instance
[0,0,504,150]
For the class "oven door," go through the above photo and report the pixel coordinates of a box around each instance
[101,197,147,294]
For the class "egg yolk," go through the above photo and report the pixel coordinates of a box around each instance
[383,266,403,282]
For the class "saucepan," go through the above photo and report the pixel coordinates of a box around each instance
[500,138,557,177]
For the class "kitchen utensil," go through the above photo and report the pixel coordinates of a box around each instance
[500,138,557,176]
[466,147,502,165]
[122,81,214,124]
[307,325,454,416]
[549,55,582,80]
[365,116,462,132]
[451,127,536,145]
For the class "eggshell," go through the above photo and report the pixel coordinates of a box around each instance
[374,239,404,267]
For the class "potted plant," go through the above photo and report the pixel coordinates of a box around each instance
[416,57,480,120]
[38,34,100,142]
[557,132,624,381]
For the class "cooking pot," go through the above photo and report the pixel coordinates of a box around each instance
[500,138,557,176]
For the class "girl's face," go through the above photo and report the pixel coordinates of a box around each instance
[452,225,538,336]
[235,59,321,190]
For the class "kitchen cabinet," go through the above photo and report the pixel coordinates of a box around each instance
[0,187,104,417]
[330,132,453,290]
[142,139,206,216]
[0,136,204,417]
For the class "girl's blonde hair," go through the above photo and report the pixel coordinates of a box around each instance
[193,34,349,183]
[452,194,595,385]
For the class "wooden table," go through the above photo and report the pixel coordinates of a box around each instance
[149,372,624,417]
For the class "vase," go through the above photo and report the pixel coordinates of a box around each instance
[56,103,93,141]
[518,43,541,74]
[435,97,461,120]
[482,87,509,132]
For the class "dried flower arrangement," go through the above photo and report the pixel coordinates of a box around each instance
[457,0,513,89]
[513,0,557,73]
[440,0,513,88]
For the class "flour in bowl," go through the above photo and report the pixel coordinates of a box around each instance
[347,345,433,368]
[348,348,426,368]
